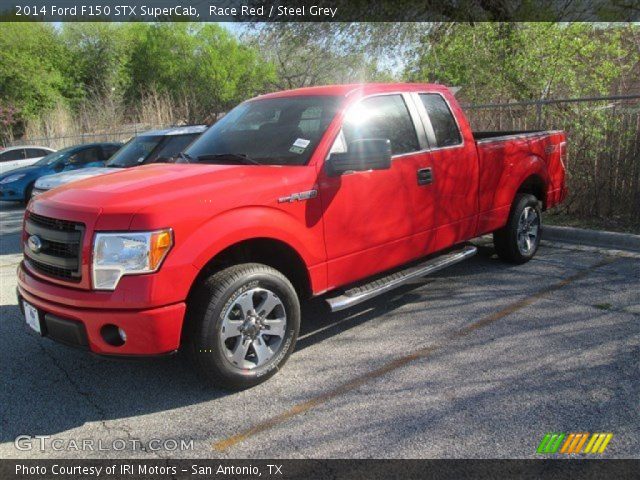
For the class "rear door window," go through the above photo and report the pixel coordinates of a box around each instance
[68,147,100,165]
[0,149,26,161]
[342,94,420,155]
[25,149,48,158]
[419,94,462,148]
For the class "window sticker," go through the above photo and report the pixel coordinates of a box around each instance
[293,138,311,148]
[290,138,311,154]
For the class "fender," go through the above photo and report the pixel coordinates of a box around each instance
[171,205,327,294]
[476,154,550,236]
[498,155,550,210]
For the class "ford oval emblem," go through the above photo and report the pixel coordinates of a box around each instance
[27,235,43,254]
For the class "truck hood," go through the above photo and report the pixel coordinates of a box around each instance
[32,163,314,229]
[35,167,115,190]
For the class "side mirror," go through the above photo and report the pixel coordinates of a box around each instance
[326,138,392,176]
[53,162,65,172]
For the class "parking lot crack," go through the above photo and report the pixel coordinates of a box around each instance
[33,341,124,436]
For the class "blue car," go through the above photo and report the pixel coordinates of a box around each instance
[0,142,122,203]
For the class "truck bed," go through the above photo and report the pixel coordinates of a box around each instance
[472,129,567,237]
[473,130,560,143]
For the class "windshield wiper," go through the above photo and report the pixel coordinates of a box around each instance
[175,152,195,163]
[196,153,261,165]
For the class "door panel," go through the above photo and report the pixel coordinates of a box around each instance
[319,159,414,289]
[415,93,479,247]
[319,93,435,290]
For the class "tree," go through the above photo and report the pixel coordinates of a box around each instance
[404,23,636,103]
[60,23,132,100]
[125,23,275,122]
[0,23,70,135]
[246,24,403,90]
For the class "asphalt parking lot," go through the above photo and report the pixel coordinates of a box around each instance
[1,203,638,459]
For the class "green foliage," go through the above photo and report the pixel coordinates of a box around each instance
[0,23,70,129]
[126,23,275,121]
[60,23,132,100]
[0,22,276,138]
[405,23,637,102]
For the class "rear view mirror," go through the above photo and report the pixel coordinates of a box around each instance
[326,138,392,176]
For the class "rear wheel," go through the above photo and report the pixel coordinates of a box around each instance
[186,263,300,390]
[493,193,541,264]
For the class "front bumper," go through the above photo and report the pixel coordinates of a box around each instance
[17,264,186,356]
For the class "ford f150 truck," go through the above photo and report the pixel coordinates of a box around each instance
[17,83,567,389]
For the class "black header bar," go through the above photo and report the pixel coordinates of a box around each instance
[2,459,639,480]
[1,0,640,22]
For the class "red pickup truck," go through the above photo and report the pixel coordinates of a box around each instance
[18,83,567,389]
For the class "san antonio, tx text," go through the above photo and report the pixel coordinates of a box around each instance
[16,463,284,477]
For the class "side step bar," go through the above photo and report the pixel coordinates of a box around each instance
[326,245,477,312]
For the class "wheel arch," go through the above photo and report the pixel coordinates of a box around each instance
[516,174,547,210]
[182,236,312,347]
[187,237,313,302]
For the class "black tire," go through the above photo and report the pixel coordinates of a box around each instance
[493,193,542,264]
[185,263,300,390]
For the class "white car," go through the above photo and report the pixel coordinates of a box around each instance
[33,126,206,196]
[0,146,55,175]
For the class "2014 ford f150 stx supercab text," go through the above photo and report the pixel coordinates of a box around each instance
[17,84,567,389]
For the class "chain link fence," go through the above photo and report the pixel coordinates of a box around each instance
[464,95,640,228]
[2,124,177,150]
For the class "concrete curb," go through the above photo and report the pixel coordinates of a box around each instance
[543,225,640,252]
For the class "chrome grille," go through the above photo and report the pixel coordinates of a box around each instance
[24,213,84,282]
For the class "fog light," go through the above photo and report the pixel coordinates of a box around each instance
[100,324,126,347]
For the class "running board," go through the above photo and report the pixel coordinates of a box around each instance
[326,245,477,312]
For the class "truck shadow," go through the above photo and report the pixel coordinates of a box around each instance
[0,242,525,444]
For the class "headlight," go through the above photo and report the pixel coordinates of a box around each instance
[0,174,26,184]
[92,229,173,290]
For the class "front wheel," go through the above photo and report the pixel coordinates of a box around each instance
[493,193,542,264]
[185,263,300,390]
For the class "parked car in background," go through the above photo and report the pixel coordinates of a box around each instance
[0,146,55,175]
[0,143,121,203]
[33,126,207,196]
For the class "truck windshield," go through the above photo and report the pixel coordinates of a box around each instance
[184,95,342,166]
